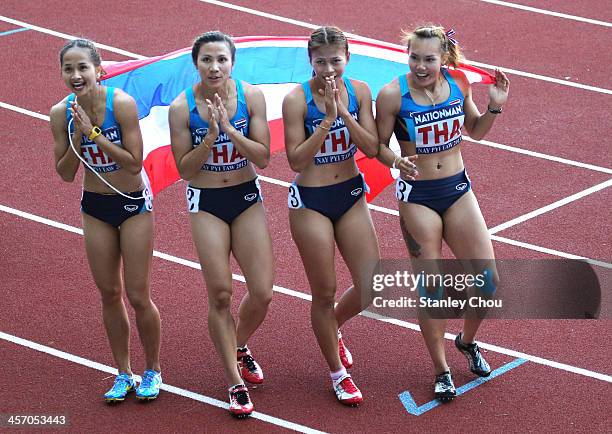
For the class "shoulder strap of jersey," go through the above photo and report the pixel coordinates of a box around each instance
[398,74,410,96]
[185,86,197,112]
[105,87,115,114]
[301,81,313,104]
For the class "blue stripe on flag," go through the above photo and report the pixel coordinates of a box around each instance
[103,46,412,119]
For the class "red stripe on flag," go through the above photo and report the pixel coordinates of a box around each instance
[355,151,394,202]
[269,118,285,154]
[143,145,180,195]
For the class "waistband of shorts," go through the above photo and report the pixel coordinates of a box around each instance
[296,173,362,192]
[402,169,467,188]
[82,189,145,199]
[188,177,258,192]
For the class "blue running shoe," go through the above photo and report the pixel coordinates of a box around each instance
[136,369,162,401]
[455,332,491,377]
[104,373,135,403]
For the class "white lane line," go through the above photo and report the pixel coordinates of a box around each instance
[477,0,612,27]
[2,11,612,95]
[0,101,50,121]
[489,179,612,234]
[1,100,610,264]
[490,235,612,269]
[1,204,610,383]
[0,15,146,59]
[464,136,612,175]
[0,332,326,434]
[194,0,612,95]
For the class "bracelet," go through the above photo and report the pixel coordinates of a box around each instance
[487,105,503,114]
[317,119,332,131]
[201,138,213,150]
[392,155,402,169]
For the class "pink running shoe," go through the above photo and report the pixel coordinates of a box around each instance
[228,384,254,418]
[338,331,353,369]
[237,348,264,384]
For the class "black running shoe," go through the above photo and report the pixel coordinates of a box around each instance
[455,332,491,377]
[434,371,456,402]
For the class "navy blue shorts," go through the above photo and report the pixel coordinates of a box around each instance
[186,178,262,225]
[81,189,152,228]
[396,169,471,217]
[288,173,369,223]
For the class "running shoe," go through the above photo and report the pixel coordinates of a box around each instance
[136,369,162,401]
[104,373,135,403]
[455,332,491,377]
[333,373,363,406]
[338,331,353,369]
[228,384,254,418]
[237,349,264,384]
[434,371,456,402]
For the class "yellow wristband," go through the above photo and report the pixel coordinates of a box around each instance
[88,126,102,141]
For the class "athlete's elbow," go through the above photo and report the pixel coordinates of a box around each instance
[177,166,195,181]
[288,160,304,173]
[363,144,379,159]
[468,132,484,141]
[127,165,143,176]
[253,154,270,170]
[56,165,75,182]
[59,172,76,183]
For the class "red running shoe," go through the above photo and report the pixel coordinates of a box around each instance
[333,374,363,406]
[228,384,254,418]
[237,349,264,384]
[338,331,353,369]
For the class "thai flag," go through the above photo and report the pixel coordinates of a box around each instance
[102,36,494,200]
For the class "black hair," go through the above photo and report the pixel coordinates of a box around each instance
[191,31,236,65]
[59,38,102,66]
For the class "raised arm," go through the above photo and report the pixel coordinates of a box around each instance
[217,83,270,169]
[169,93,215,181]
[336,80,378,157]
[283,80,339,173]
[50,101,81,182]
[70,90,144,174]
[375,82,418,179]
[461,69,509,141]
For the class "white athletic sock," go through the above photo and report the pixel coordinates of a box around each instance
[330,367,347,383]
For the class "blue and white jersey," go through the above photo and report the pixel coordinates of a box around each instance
[66,87,123,173]
[186,80,250,172]
[394,69,465,154]
[302,77,360,165]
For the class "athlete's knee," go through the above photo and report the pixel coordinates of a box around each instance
[99,284,123,306]
[209,286,233,311]
[254,289,272,309]
[311,287,336,309]
[126,289,153,311]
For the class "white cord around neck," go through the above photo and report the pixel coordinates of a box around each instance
[67,116,149,200]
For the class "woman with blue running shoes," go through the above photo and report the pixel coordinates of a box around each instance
[50,39,162,403]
